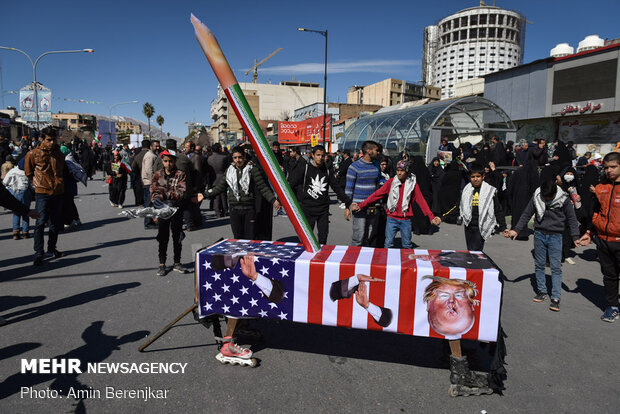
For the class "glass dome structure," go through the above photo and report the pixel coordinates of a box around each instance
[340,96,515,162]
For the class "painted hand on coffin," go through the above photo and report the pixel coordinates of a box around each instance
[329,275,392,327]
[210,252,285,304]
[423,276,477,337]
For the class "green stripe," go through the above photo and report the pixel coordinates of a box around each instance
[228,84,320,251]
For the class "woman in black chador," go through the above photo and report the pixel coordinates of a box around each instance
[438,160,463,224]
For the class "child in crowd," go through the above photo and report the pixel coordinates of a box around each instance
[577,152,620,322]
[2,158,32,239]
[459,163,506,251]
[505,179,580,312]
[351,160,441,249]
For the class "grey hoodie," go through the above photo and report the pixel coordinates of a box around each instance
[513,186,579,239]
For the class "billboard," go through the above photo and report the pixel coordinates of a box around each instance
[19,84,52,123]
[278,114,331,145]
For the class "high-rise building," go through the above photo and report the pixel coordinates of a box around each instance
[423,4,526,99]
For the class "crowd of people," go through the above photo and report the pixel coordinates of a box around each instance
[1,130,619,327]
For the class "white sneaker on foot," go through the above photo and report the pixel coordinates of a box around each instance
[566,257,576,265]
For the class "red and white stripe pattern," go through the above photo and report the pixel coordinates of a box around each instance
[292,247,502,342]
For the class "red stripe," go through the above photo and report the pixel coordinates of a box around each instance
[336,246,362,328]
[307,245,335,325]
[427,250,448,339]
[249,240,261,244]
[397,249,417,335]
[367,248,388,331]
[273,241,285,245]
[224,88,315,252]
[460,268,484,340]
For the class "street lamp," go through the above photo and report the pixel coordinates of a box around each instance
[105,100,139,144]
[0,46,94,131]
[298,27,328,146]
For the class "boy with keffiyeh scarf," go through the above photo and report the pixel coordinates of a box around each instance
[195,146,280,239]
[459,163,506,252]
[352,160,441,249]
[505,179,580,312]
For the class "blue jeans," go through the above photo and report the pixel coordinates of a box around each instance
[534,230,563,300]
[33,193,63,256]
[9,188,31,232]
[385,216,412,249]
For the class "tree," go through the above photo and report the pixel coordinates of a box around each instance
[143,102,155,136]
[156,115,164,137]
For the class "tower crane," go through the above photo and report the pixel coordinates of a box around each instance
[245,48,283,83]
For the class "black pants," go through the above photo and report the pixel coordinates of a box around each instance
[157,211,183,264]
[595,238,620,307]
[464,224,485,251]
[230,208,256,239]
[110,178,127,206]
[183,201,202,229]
[305,210,329,245]
[133,179,144,206]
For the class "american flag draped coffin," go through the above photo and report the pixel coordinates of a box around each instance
[195,240,503,342]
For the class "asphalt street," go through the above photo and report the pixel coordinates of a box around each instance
[0,178,618,413]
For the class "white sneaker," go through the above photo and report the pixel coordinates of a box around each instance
[339,203,346,209]
[109,201,116,207]
[118,205,123,209]
[566,257,576,265]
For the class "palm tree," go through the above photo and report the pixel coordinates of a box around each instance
[156,115,164,137]
[142,102,155,136]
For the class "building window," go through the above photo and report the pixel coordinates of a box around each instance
[460,30,467,40]
[453,31,459,41]
[470,15,478,25]
[498,15,504,25]
[498,29,504,38]
[453,18,459,29]
[489,14,496,24]
[489,27,496,38]
[469,28,477,39]
[480,14,487,25]
[461,16,468,27]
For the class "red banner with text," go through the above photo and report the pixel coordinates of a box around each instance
[278,115,331,144]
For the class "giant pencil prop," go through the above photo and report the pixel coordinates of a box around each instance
[191,14,320,253]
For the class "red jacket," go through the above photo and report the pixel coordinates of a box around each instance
[592,181,620,242]
[358,177,435,221]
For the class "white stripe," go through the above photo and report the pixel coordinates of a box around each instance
[292,251,314,324]
[321,249,347,326]
[351,247,373,329]
[449,266,467,280]
[478,268,501,342]
[413,258,434,337]
[382,249,402,332]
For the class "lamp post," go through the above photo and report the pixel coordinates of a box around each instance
[0,46,94,131]
[105,100,139,145]
[298,27,328,146]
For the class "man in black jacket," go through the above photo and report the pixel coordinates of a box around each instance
[288,145,352,244]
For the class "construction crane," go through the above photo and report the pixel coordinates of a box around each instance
[245,48,283,83]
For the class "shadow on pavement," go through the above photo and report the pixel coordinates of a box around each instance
[0,255,101,282]
[16,267,156,282]
[577,248,598,262]
[2,282,140,324]
[0,236,152,270]
[565,278,606,310]
[0,321,149,405]
[0,342,41,361]
[248,319,495,372]
[203,216,230,229]
[0,295,46,312]
[71,216,129,232]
